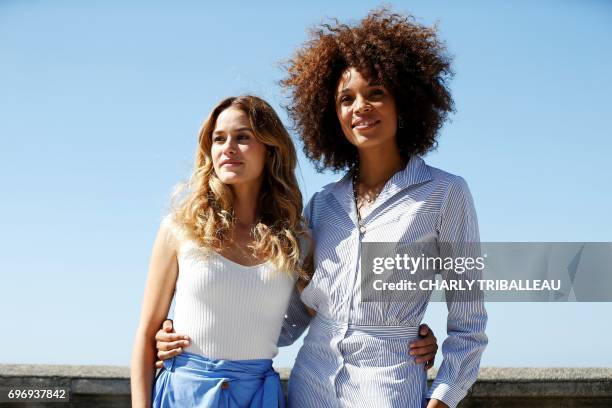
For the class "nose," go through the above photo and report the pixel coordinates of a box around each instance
[354,95,372,115]
[222,138,237,156]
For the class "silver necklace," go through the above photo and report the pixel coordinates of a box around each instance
[352,164,385,220]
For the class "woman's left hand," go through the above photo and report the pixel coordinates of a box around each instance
[409,324,438,370]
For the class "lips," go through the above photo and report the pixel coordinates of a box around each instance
[352,119,380,129]
[220,159,243,167]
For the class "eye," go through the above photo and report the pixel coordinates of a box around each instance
[237,134,250,141]
[339,95,353,104]
[213,135,225,143]
[370,89,384,98]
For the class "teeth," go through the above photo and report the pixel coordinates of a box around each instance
[354,121,376,127]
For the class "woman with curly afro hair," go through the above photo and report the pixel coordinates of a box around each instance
[281,8,487,408]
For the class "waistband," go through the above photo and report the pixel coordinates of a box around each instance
[157,352,284,408]
[162,352,276,379]
[311,315,420,340]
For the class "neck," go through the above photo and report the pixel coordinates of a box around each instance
[356,145,407,187]
[230,180,262,228]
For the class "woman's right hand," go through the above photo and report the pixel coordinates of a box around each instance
[154,319,191,369]
[295,280,317,317]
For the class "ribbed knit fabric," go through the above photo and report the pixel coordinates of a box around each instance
[162,215,296,360]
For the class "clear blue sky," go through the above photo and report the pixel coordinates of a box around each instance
[1,0,611,368]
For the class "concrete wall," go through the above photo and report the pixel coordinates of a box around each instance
[1,365,611,407]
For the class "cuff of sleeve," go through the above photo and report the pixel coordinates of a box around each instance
[426,382,467,408]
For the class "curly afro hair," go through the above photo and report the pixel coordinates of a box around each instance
[282,8,455,172]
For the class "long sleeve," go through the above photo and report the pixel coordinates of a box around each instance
[277,193,318,347]
[426,176,488,408]
[277,285,312,346]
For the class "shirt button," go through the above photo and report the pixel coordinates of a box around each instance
[359,225,366,234]
[221,381,230,389]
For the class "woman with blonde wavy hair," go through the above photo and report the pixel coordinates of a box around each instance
[130,95,310,407]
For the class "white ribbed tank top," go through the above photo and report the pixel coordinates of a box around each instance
[162,215,296,360]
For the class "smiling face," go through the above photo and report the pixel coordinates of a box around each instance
[335,67,398,154]
[211,107,267,186]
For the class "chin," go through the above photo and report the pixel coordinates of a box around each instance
[218,173,244,184]
[351,135,382,147]
[351,132,395,148]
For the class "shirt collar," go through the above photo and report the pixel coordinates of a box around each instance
[323,154,433,223]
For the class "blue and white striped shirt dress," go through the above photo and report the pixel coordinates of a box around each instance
[280,154,488,408]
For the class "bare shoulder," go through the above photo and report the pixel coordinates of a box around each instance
[158,214,184,254]
[146,217,180,286]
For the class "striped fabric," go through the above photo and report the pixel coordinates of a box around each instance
[163,214,296,361]
[281,155,488,408]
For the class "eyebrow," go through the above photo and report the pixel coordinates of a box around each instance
[213,126,254,135]
[338,85,384,96]
[342,82,384,90]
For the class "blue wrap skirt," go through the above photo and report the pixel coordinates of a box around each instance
[153,352,286,408]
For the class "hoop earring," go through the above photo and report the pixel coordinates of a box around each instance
[398,116,405,129]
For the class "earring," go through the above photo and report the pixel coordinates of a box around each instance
[398,116,405,129]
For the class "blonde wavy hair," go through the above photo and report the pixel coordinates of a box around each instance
[171,95,310,278]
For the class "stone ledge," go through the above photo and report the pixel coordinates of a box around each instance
[1,365,611,407]
[475,367,612,381]
[0,364,129,378]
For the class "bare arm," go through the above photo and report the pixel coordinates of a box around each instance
[130,221,178,408]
